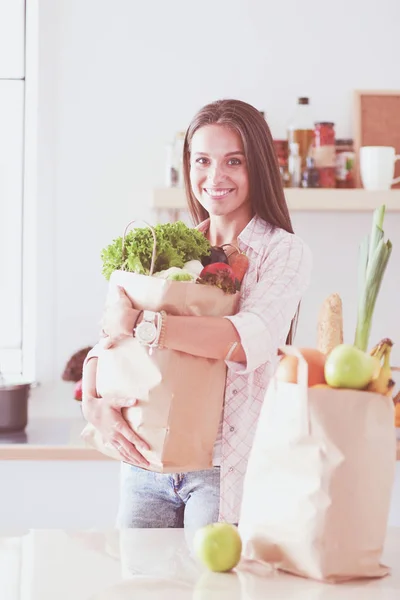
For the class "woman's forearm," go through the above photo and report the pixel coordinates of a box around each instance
[101,287,246,363]
[163,315,246,363]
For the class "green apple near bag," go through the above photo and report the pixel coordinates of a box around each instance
[324,344,380,389]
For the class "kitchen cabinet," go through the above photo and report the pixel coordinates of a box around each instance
[0,460,121,529]
[0,419,399,528]
[0,419,121,528]
[0,0,25,79]
[0,460,399,529]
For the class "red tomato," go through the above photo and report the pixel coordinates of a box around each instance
[200,263,235,281]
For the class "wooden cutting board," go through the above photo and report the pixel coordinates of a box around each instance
[354,90,400,188]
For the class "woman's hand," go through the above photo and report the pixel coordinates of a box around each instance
[82,393,150,467]
[101,286,138,349]
[82,356,150,467]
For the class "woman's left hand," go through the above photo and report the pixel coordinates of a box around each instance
[101,286,138,349]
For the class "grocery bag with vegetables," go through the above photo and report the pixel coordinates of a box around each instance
[82,220,248,473]
[239,205,397,583]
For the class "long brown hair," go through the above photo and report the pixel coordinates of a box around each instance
[182,98,299,344]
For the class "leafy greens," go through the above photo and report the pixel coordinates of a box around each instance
[101,221,211,280]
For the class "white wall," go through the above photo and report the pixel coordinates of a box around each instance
[32,0,400,415]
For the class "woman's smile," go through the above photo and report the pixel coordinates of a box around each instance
[203,187,235,199]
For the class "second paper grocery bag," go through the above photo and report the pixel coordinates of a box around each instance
[239,346,396,583]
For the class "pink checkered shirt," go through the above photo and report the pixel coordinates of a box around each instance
[198,215,312,523]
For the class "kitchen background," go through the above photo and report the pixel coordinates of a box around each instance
[1,0,400,530]
[2,0,400,409]
[32,0,400,417]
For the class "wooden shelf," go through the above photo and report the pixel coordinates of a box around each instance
[152,188,400,213]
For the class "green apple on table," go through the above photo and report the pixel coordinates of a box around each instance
[193,523,242,573]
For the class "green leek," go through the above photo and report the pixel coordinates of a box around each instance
[354,205,392,352]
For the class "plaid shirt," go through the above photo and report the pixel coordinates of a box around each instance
[198,215,313,523]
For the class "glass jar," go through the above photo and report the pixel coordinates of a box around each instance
[335,139,355,188]
[287,97,315,170]
[301,156,320,188]
[317,167,336,188]
[288,142,301,187]
[273,139,288,166]
[314,121,335,147]
[313,122,336,188]
[273,139,289,186]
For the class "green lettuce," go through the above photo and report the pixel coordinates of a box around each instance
[101,221,211,280]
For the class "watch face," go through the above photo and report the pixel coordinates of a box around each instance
[137,322,157,344]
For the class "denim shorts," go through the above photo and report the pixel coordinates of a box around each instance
[116,462,220,529]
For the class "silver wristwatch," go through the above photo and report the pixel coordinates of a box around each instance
[134,310,159,346]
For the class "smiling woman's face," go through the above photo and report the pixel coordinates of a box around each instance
[189,124,250,219]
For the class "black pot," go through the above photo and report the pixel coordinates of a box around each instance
[0,383,31,433]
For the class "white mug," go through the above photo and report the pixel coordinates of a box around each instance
[360,146,400,191]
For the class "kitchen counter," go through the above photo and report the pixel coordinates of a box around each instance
[0,527,399,599]
[0,418,399,460]
[0,417,112,460]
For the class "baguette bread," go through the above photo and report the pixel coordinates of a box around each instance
[317,293,344,355]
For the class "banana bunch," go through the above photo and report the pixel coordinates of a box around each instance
[367,338,395,396]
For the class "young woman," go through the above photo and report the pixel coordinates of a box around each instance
[82,99,312,529]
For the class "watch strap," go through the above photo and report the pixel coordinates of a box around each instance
[131,310,144,336]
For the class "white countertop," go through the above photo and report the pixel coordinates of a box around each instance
[0,417,112,460]
[0,527,399,599]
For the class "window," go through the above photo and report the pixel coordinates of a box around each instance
[0,82,25,377]
[0,0,26,378]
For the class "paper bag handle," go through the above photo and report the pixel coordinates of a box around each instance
[221,242,241,258]
[278,345,310,435]
[122,220,157,276]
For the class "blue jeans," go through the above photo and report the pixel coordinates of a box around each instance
[116,463,220,529]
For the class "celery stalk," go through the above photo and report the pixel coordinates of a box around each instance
[354,205,392,352]
[367,204,385,268]
[357,235,369,304]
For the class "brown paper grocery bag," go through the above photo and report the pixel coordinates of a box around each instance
[82,269,238,473]
[239,346,397,583]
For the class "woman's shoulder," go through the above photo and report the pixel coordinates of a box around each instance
[254,219,313,289]
[254,216,312,262]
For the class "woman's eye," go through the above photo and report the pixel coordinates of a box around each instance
[195,157,209,165]
[228,157,241,166]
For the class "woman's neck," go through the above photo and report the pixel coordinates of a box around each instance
[207,207,253,247]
